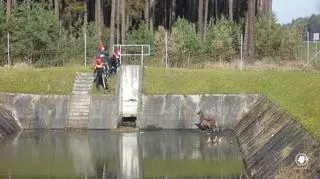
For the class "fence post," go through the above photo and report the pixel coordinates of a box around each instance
[7,32,10,69]
[240,33,243,71]
[120,45,122,65]
[84,29,87,67]
[307,31,310,62]
[141,46,144,66]
[316,39,318,64]
[165,32,168,68]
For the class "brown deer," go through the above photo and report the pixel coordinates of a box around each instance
[195,111,219,132]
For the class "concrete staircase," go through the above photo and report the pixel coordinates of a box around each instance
[68,72,94,128]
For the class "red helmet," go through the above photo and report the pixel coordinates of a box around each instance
[97,43,105,51]
[96,57,103,65]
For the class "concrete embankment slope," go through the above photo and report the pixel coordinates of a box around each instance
[234,96,320,179]
[0,104,21,139]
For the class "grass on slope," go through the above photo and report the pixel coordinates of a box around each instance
[0,66,90,95]
[143,67,320,141]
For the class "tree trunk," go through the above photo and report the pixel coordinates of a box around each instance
[198,0,204,41]
[6,0,11,22]
[54,0,59,19]
[12,0,16,8]
[83,0,87,65]
[169,0,176,32]
[126,13,130,32]
[48,0,53,9]
[109,0,116,55]
[257,0,263,15]
[95,0,102,40]
[0,0,3,12]
[121,0,126,43]
[149,0,155,31]
[144,0,149,28]
[246,0,255,64]
[84,0,88,33]
[203,0,208,41]
[116,0,120,44]
[268,0,272,26]
[229,0,233,21]
[215,0,218,19]
[164,0,167,27]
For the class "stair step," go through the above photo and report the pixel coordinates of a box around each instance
[73,84,92,88]
[71,100,90,103]
[75,78,95,82]
[72,88,91,92]
[69,116,89,120]
[70,101,90,104]
[70,112,89,116]
[72,91,90,95]
[71,98,91,102]
[73,86,91,89]
[70,106,90,109]
[70,106,90,110]
[69,72,93,129]
[72,89,91,92]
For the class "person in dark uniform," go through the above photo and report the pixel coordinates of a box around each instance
[93,57,108,91]
[108,48,121,75]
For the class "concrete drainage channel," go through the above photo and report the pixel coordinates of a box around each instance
[0,65,319,178]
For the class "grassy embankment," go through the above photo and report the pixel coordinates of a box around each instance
[0,66,319,141]
[0,66,116,95]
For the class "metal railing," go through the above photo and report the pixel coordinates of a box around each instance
[112,44,150,66]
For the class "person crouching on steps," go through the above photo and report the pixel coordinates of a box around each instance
[93,57,108,91]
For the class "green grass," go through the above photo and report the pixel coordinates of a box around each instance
[143,67,320,141]
[0,66,90,95]
[0,66,117,95]
[91,75,116,95]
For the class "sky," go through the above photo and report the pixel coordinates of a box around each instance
[273,0,319,24]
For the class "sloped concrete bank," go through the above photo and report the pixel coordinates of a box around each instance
[0,104,22,139]
[234,96,320,179]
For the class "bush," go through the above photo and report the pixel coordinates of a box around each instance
[255,18,282,58]
[279,27,301,60]
[125,24,155,53]
[169,18,201,67]
[1,0,99,67]
[255,18,301,61]
[9,0,60,65]
[204,17,240,62]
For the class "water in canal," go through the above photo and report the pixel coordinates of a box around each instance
[0,130,245,178]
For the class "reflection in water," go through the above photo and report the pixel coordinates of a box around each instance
[0,130,244,178]
[118,133,142,179]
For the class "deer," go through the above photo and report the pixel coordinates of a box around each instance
[195,111,219,132]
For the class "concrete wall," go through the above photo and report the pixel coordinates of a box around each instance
[0,93,260,130]
[0,93,70,129]
[0,104,21,139]
[0,93,117,129]
[89,95,117,129]
[137,94,259,130]
[234,96,320,179]
[120,65,142,117]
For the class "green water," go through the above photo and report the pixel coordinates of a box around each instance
[0,130,244,178]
